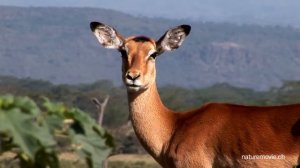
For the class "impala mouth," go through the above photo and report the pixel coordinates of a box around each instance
[126,83,143,91]
[125,78,143,91]
[126,84,141,88]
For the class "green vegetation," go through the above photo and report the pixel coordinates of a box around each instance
[0,95,113,168]
[1,75,300,156]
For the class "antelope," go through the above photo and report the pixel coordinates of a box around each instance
[90,21,300,168]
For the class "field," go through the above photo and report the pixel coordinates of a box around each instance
[0,152,161,168]
[108,154,160,168]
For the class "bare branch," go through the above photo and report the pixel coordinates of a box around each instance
[91,95,110,126]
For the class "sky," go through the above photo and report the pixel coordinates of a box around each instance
[0,0,300,26]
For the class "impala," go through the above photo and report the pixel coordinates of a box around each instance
[90,21,300,168]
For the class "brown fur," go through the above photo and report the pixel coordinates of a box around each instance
[91,23,300,167]
[123,39,300,167]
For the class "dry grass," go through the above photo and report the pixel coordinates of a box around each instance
[108,154,157,163]
[0,152,161,168]
[107,154,161,168]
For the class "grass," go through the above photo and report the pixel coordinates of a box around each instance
[0,152,161,168]
[108,154,161,168]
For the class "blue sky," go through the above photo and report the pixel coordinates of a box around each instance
[1,0,300,27]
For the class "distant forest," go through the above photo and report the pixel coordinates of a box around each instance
[1,75,300,153]
[2,75,300,127]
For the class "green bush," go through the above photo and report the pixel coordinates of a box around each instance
[0,95,113,168]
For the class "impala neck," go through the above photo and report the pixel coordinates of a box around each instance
[127,82,176,160]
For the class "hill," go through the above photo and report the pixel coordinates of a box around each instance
[1,6,300,90]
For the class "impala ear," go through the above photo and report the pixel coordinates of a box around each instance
[90,22,125,49]
[156,25,191,55]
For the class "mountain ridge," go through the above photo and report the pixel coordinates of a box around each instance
[0,6,300,90]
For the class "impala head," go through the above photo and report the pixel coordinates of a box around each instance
[90,22,191,92]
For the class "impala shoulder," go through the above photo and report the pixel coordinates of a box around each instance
[197,102,234,114]
[176,102,232,122]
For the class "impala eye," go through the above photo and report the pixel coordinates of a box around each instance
[149,52,158,59]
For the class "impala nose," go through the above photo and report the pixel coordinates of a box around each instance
[126,71,141,81]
